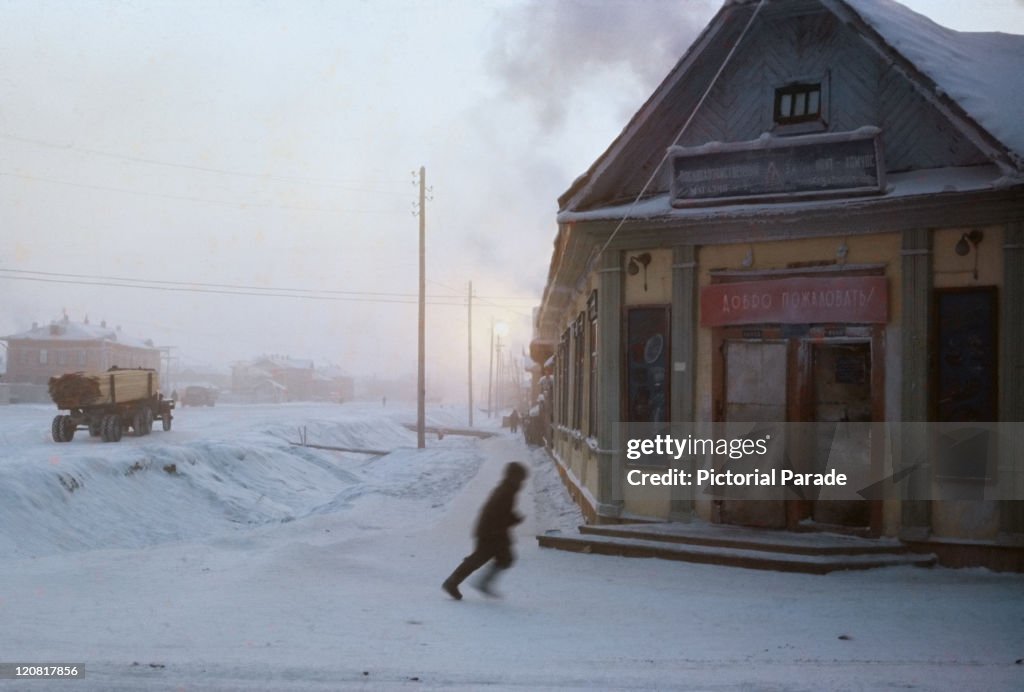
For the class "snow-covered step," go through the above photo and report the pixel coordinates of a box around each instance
[579,522,908,556]
[537,531,937,574]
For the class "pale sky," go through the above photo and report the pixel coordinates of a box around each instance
[1,0,1022,400]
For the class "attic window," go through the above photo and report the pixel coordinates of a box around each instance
[774,83,821,124]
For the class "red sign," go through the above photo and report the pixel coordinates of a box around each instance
[700,276,888,327]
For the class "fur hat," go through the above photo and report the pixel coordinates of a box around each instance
[505,461,528,481]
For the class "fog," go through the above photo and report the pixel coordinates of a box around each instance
[2,0,1020,402]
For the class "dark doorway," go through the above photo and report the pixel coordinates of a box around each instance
[808,342,872,528]
[714,326,883,533]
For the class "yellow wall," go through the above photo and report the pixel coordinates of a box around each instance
[695,234,903,424]
[553,271,601,506]
[624,248,673,305]
[556,227,1009,532]
[932,226,1003,288]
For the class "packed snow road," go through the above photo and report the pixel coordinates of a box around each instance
[1,402,1022,690]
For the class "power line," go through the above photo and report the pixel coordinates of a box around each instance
[0,267,537,304]
[1,133,408,192]
[427,277,534,317]
[591,0,767,264]
[0,171,409,215]
[0,274,472,306]
[1,267,434,299]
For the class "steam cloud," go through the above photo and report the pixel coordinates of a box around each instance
[488,0,715,132]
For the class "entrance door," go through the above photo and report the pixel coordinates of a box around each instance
[715,329,882,533]
[719,340,788,529]
[807,342,872,529]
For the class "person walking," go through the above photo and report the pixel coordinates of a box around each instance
[508,408,520,434]
[442,461,528,600]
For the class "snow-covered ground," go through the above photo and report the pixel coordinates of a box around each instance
[1,402,1022,690]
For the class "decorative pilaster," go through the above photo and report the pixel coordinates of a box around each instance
[669,245,697,521]
[899,228,931,535]
[596,250,624,519]
[1000,221,1024,534]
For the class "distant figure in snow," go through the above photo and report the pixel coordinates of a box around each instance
[170,389,178,403]
[508,408,520,434]
[382,396,387,407]
[442,461,528,600]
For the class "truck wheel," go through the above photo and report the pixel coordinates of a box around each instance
[162,412,172,431]
[59,415,76,442]
[110,416,123,442]
[133,407,153,436]
[52,415,67,443]
[101,414,122,442]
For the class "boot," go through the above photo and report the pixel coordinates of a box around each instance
[472,563,502,598]
[442,577,462,600]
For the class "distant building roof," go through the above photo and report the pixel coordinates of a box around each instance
[251,355,315,370]
[316,365,352,380]
[2,320,156,350]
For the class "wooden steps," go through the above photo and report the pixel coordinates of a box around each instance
[537,522,936,574]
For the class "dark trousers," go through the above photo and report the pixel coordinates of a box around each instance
[446,538,514,586]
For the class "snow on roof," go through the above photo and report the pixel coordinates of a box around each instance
[252,355,315,370]
[316,366,352,379]
[2,320,156,350]
[843,0,1024,164]
[557,164,1005,224]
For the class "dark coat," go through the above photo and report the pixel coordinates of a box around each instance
[474,477,524,542]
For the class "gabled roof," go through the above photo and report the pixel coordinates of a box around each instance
[841,0,1024,165]
[3,320,156,350]
[251,355,314,370]
[559,0,1024,214]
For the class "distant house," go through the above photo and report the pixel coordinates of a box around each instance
[233,355,318,402]
[313,366,355,402]
[2,317,160,385]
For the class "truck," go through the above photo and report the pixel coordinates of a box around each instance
[180,384,217,407]
[48,367,175,443]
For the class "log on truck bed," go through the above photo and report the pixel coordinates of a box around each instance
[49,368,160,409]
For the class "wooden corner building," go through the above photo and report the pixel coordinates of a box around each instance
[532,0,1024,570]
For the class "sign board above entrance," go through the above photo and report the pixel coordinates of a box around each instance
[669,127,884,206]
[700,275,888,327]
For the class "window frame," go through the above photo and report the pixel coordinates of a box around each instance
[587,290,599,437]
[770,72,830,136]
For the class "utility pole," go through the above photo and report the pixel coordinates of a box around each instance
[487,316,494,418]
[467,281,473,427]
[496,338,504,413]
[417,166,426,449]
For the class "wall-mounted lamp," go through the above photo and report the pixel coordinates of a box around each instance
[954,230,984,279]
[955,230,983,256]
[627,252,652,291]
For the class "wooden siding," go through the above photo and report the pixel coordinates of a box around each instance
[574,2,988,211]
[677,9,987,170]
